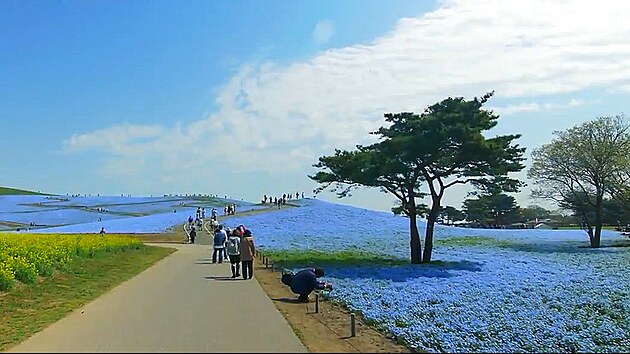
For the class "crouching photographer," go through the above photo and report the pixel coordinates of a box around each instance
[281,268,332,303]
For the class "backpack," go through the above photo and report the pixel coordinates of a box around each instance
[227,237,240,255]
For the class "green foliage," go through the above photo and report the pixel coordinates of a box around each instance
[0,262,15,291]
[463,192,521,226]
[0,245,174,351]
[561,192,630,225]
[310,92,526,263]
[435,236,512,248]
[261,249,407,268]
[8,256,38,284]
[391,202,429,217]
[0,233,142,291]
[437,206,465,225]
[529,115,630,246]
[0,187,48,196]
[518,205,552,222]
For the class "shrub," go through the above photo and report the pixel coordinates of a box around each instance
[9,255,38,284]
[0,233,141,291]
[0,262,15,291]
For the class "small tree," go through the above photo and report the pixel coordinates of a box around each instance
[438,206,466,225]
[528,115,630,247]
[310,92,526,263]
[518,205,552,223]
[462,192,520,227]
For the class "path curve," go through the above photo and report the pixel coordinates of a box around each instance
[8,243,306,353]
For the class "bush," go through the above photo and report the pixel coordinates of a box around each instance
[0,233,142,292]
[0,262,15,291]
[10,256,38,284]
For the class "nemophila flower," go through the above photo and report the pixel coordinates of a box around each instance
[224,199,630,352]
[4,197,630,351]
[1,195,262,233]
[30,210,198,234]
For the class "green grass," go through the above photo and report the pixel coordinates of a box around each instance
[259,249,407,268]
[556,226,618,230]
[0,244,174,351]
[435,235,513,247]
[0,187,50,196]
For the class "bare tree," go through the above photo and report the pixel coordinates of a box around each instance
[528,115,630,247]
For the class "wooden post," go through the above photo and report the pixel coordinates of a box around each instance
[350,313,356,337]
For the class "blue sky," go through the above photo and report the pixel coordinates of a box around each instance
[2,0,630,212]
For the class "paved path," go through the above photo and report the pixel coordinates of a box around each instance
[8,243,306,353]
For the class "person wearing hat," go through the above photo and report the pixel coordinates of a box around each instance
[239,229,256,280]
[285,268,332,303]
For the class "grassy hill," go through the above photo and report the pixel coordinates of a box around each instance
[0,186,50,196]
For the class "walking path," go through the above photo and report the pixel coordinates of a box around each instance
[8,243,306,353]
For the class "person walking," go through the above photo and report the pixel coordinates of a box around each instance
[239,229,255,280]
[190,226,197,244]
[212,225,227,263]
[226,230,241,278]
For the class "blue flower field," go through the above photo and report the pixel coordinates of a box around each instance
[0,194,261,233]
[2,194,629,352]
[225,199,630,353]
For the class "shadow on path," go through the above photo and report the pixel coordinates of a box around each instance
[204,275,242,281]
[270,297,303,304]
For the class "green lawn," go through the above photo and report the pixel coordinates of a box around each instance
[259,249,407,269]
[555,225,619,230]
[0,244,174,351]
[0,186,50,196]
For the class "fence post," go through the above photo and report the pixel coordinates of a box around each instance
[350,313,356,337]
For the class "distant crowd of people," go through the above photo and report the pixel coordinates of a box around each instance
[261,192,305,208]
[224,204,237,215]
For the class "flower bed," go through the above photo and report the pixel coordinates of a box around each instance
[29,210,197,234]
[0,233,141,291]
[1,195,266,233]
[223,199,630,353]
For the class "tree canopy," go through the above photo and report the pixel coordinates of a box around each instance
[462,192,520,227]
[310,92,526,263]
[528,115,630,247]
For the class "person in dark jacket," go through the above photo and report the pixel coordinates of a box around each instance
[284,268,332,302]
[189,227,197,244]
[212,225,227,263]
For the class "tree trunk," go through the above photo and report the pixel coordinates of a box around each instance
[409,210,422,264]
[592,194,604,248]
[422,200,441,263]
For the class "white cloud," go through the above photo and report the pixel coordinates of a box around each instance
[64,0,630,203]
[312,20,335,44]
[490,99,586,116]
[491,103,542,116]
[63,124,165,156]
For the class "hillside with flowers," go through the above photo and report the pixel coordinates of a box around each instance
[2,192,630,352]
